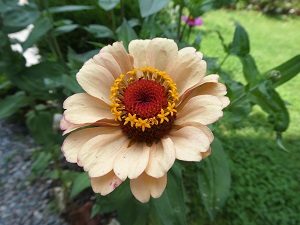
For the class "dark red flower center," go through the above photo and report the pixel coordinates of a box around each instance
[123,79,168,119]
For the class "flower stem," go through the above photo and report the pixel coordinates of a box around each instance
[176,4,183,40]
[229,83,260,107]
[42,0,68,70]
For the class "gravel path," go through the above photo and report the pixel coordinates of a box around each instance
[0,120,67,225]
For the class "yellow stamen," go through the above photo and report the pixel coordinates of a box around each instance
[167,102,177,116]
[123,113,137,127]
[135,118,151,132]
[157,109,170,124]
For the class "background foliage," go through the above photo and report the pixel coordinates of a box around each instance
[0,0,299,224]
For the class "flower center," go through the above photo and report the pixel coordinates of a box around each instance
[123,79,168,118]
[110,67,179,143]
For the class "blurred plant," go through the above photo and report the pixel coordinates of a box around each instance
[237,0,300,15]
[0,0,299,224]
[182,15,203,26]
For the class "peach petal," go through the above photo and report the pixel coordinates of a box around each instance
[179,74,230,108]
[176,95,223,126]
[60,116,88,135]
[113,142,150,180]
[130,173,167,203]
[78,129,129,177]
[168,126,211,161]
[91,171,122,195]
[63,93,113,124]
[100,41,133,74]
[92,52,122,79]
[201,147,211,159]
[146,38,178,71]
[145,137,175,178]
[167,48,207,96]
[128,39,150,68]
[76,62,114,104]
[61,127,109,164]
[176,122,214,144]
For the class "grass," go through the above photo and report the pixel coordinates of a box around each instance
[188,10,300,225]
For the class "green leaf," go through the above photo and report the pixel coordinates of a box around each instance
[230,23,250,56]
[54,24,79,36]
[116,19,138,48]
[22,16,52,51]
[91,204,101,218]
[31,151,52,175]
[117,197,149,225]
[48,5,94,13]
[2,4,40,32]
[0,91,30,119]
[151,165,187,225]
[67,48,99,71]
[62,74,82,93]
[92,181,149,224]
[98,0,120,11]
[266,55,300,87]
[251,81,289,132]
[138,0,170,17]
[26,110,58,145]
[128,18,141,28]
[70,172,91,199]
[239,54,260,84]
[197,138,231,220]
[9,61,65,99]
[84,24,115,38]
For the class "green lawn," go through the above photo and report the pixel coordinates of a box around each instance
[189,10,300,225]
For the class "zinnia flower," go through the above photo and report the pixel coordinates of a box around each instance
[182,16,203,27]
[61,38,229,203]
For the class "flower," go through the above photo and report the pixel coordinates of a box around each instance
[182,16,203,27]
[61,38,229,203]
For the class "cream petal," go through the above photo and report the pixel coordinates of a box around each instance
[146,38,178,71]
[201,74,219,83]
[145,137,175,178]
[92,52,122,79]
[91,171,122,195]
[201,147,211,159]
[60,116,118,135]
[179,74,230,108]
[61,127,109,164]
[128,39,150,68]
[177,122,214,144]
[100,41,133,74]
[76,62,114,104]
[78,129,129,177]
[168,126,210,161]
[130,173,167,203]
[113,142,150,180]
[167,48,207,96]
[178,47,196,54]
[60,116,89,135]
[176,95,223,126]
[63,93,113,124]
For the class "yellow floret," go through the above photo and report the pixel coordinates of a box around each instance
[123,113,137,127]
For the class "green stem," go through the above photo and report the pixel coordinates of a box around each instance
[179,13,190,42]
[120,0,125,20]
[42,0,68,70]
[110,10,116,32]
[176,4,183,40]
[216,53,229,73]
[187,25,192,40]
[230,83,260,107]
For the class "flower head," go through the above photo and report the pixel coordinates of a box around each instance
[182,16,203,27]
[61,38,229,203]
